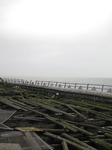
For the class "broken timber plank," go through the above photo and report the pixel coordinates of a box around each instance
[66,105,86,119]
[62,141,69,150]
[62,133,96,150]
[25,132,42,150]
[44,132,93,150]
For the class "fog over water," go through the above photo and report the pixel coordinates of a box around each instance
[0,0,112,83]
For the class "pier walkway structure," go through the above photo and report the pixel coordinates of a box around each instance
[1,77,112,102]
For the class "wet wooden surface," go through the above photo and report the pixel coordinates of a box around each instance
[0,83,112,150]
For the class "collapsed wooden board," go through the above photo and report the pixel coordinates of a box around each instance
[0,131,52,150]
[0,83,112,150]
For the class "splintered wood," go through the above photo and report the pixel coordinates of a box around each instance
[0,83,112,150]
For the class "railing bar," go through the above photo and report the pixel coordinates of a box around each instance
[1,78,112,90]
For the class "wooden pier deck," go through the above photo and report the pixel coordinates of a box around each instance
[0,82,112,150]
[1,77,112,102]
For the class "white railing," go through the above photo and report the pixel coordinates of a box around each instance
[1,77,112,96]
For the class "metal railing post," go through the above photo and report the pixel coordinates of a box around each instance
[55,82,58,86]
[48,81,50,86]
[74,83,77,89]
[102,85,104,91]
[87,84,89,90]
[41,81,43,86]
[64,83,66,88]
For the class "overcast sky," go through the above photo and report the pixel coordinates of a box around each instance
[0,0,112,78]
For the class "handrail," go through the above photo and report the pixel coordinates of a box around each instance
[1,78,112,95]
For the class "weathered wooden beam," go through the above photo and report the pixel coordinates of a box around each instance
[105,133,112,139]
[44,132,93,150]
[67,105,86,119]
[18,98,76,118]
[58,119,93,136]
[62,133,96,150]
[36,102,76,118]
[45,116,78,133]
[71,105,112,121]
[42,128,67,133]
[90,138,112,150]
[25,132,42,150]
[62,141,69,150]
[0,98,25,110]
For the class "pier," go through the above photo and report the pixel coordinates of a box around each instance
[1,77,112,102]
[0,78,112,150]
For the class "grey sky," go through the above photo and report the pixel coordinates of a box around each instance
[0,0,112,78]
